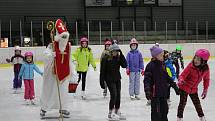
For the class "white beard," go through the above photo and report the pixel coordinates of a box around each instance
[54,32,70,53]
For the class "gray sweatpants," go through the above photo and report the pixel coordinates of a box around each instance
[129,72,140,96]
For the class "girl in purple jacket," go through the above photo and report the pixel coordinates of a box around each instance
[126,38,144,100]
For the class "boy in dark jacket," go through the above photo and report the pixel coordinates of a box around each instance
[164,50,176,104]
[100,42,127,121]
[144,46,179,121]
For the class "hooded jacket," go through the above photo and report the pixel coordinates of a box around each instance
[126,49,144,72]
[178,62,210,94]
[72,47,96,72]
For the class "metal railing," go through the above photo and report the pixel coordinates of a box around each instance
[0,19,215,47]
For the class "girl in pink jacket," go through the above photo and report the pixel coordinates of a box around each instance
[177,49,210,121]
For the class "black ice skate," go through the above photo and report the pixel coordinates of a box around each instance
[103,89,107,97]
[40,109,46,117]
[59,110,70,117]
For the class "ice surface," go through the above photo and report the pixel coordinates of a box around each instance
[0,59,214,121]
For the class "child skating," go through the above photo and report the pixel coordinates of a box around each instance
[177,49,210,121]
[6,46,24,93]
[164,50,176,105]
[170,45,184,79]
[144,46,179,121]
[18,51,43,105]
[100,38,112,97]
[126,38,144,100]
[73,37,96,100]
[100,42,127,121]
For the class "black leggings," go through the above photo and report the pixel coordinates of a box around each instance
[177,90,204,118]
[106,81,121,110]
[167,85,171,99]
[173,61,180,79]
[151,98,169,121]
[77,71,87,91]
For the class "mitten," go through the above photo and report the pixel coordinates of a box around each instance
[145,90,152,100]
[141,70,144,76]
[126,69,130,76]
[6,58,11,63]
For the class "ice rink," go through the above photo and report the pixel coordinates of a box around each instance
[0,59,214,121]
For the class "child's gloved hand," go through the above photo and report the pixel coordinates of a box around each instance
[201,89,208,99]
[126,69,130,76]
[141,70,144,76]
[145,90,152,100]
[6,58,11,63]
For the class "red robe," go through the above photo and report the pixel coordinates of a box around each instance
[53,41,70,83]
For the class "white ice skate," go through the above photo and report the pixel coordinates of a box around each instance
[30,99,36,105]
[199,116,206,121]
[81,91,86,100]
[177,117,183,121]
[116,111,126,120]
[146,100,151,106]
[135,95,141,100]
[25,99,30,105]
[13,89,18,94]
[108,113,120,121]
[130,95,135,100]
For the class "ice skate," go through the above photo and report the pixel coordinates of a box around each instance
[177,117,183,121]
[15,88,21,94]
[116,111,126,120]
[59,110,70,117]
[108,112,120,121]
[25,99,30,105]
[13,89,18,94]
[130,95,135,100]
[135,95,141,100]
[103,89,107,97]
[81,91,86,100]
[199,116,206,121]
[40,109,46,117]
[146,100,151,106]
[30,99,36,105]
